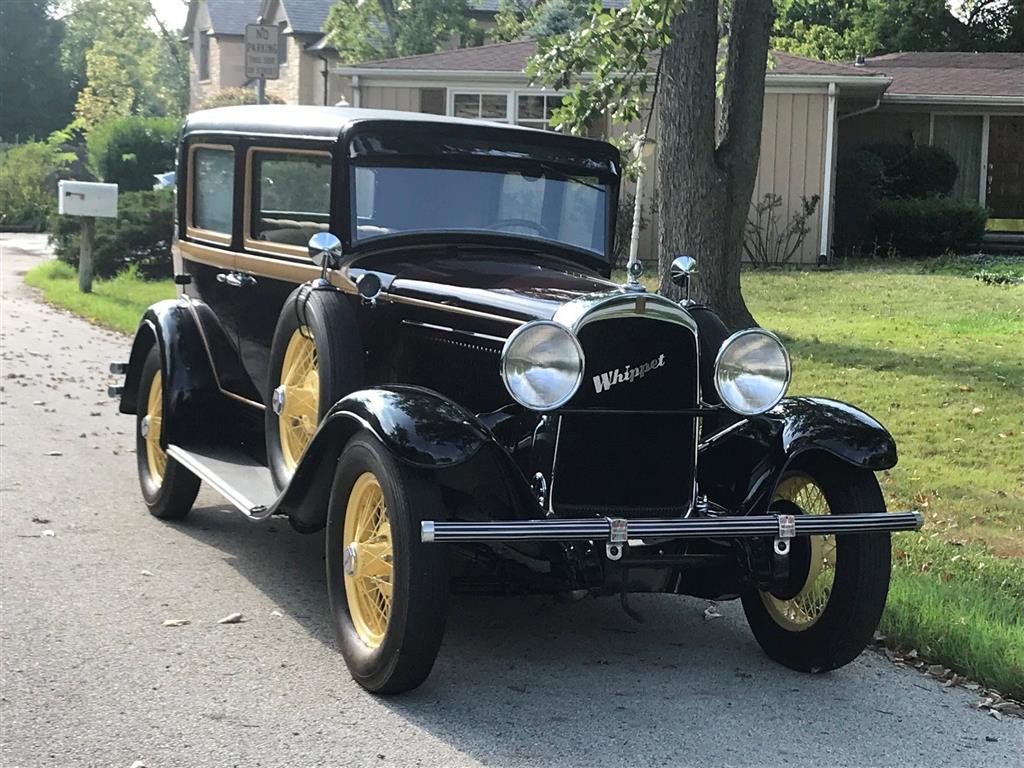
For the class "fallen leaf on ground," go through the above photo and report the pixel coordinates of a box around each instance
[31,516,50,524]
[44,451,62,456]
[702,602,722,621]
[41,530,55,537]
[162,619,190,627]
[218,612,245,625]
[140,570,153,577]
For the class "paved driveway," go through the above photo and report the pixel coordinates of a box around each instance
[1,233,1020,767]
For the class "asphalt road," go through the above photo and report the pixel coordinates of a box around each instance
[1,232,1021,768]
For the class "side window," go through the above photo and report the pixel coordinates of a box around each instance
[191,146,234,238]
[249,150,331,249]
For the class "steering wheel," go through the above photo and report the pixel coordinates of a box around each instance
[488,218,552,238]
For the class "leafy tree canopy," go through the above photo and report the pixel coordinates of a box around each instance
[60,0,188,122]
[0,0,76,142]
[493,0,592,42]
[773,0,1024,61]
[324,0,473,62]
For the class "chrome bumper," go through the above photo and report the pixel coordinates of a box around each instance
[420,511,923,544]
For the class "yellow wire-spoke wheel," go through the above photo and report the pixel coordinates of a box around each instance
[144,370,167,485]
[343,472,394,648]
[277,327,319,472]
[760,473,837,631]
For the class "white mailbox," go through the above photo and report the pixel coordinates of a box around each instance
[58,180,118,218]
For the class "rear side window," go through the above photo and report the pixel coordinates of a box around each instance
[249,150,331,249]
[191,146,234,237]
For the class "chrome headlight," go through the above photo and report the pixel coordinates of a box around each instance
[714,329,791,415]
[501,321,584,411]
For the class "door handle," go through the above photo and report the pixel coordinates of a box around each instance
[216,271,257,288]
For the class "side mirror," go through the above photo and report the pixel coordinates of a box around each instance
[670,255,697,300]
[308,231,343,270]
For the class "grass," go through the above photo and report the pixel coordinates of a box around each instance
[30,256,1024,697]
[24,260,174,334]
[742,262,1023,698]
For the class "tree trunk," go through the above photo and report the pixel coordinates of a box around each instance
[656,0,774,331]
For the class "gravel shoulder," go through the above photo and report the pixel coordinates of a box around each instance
[1,233,1021,768]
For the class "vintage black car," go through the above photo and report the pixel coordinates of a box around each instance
[110,105,922,694]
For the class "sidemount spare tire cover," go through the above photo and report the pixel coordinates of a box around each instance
[266,284,364,490]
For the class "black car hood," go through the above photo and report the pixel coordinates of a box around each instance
[358,250,620,323]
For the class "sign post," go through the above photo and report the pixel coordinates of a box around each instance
[245,23,280,104]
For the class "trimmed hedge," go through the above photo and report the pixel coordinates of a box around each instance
[86,116,179,192]
[871,197,987,259]
[49,188,175,279]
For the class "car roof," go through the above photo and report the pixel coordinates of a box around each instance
[182,104,584,143]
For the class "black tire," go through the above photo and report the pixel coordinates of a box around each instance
[265,285,363,490]
[740,457,891,673]
[326,431,449,694]
[135,346,200,520]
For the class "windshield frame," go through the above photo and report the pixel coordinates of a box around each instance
[339,122,621,272]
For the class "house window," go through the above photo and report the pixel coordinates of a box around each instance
[197,31,210,82]
[452,93,509,123]
[190,146,234,237]
[249,150,331,248]
[931,114,983,203]
[278,24,288,65]
[516,93,564,131]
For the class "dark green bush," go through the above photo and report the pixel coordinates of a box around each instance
[49,188,175,278]
[863,142,959,198]
[870,197,987,259]
[834,148,887,250]
[0,141,73,230]
[199,88,285,109]
[86,116,179,192]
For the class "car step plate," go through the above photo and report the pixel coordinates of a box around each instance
[166,444,278,517]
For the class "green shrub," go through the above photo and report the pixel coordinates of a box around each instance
[0,141,73,230]
[871,197,987,258]
[199,88,285,109]
[863,142,959,198]
[86,116,179,192]
[49,188,175,278]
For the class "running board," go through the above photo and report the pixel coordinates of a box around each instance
[166,444,279,519]
[421,511,924,543]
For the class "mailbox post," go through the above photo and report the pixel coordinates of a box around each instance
[58,180,118,293]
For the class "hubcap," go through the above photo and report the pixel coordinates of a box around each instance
[144,371,167,485]
[342,472,393,648]
[277,328,319,473]
[760,474,837,631]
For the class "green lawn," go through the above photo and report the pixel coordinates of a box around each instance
[29,257,1024,696]
[24,261,174,334]
[743,265,1023,697]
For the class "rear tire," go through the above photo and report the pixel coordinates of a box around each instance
[135,346,200,520]
[326,431,448,694]
[265,285,363,490]
[741,457,891,672]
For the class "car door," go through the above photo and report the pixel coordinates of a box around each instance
[234,145,335,400]
[178,140,262,404]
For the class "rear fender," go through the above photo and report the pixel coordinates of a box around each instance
[280,386,536,530]
[697,397,897,515]
[119,300,219,445]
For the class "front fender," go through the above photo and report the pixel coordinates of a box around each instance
[119,299,219,445]
[280,386,532,530]
[697,397,897,516]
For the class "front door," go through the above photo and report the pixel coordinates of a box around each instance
[986,116,1024,231]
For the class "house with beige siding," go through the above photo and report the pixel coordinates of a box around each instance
[334,43,1024,261]
[333,42,893,263]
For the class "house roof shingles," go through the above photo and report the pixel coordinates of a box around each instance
[203,0,260,36]
[350,41,882,79]
[281,0,335,35]
[863,52,1024,99]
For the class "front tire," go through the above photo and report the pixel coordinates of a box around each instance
[135,347,200,520]
[326,431,448,694]
[741,457,891,672]
[265,286,363,491]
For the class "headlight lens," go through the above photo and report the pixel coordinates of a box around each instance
[714,329,791,415]
[501,321,584,411]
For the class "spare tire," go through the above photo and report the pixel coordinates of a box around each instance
[266,284,364,490]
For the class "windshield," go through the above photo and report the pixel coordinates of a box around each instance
[352,165,609,257]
